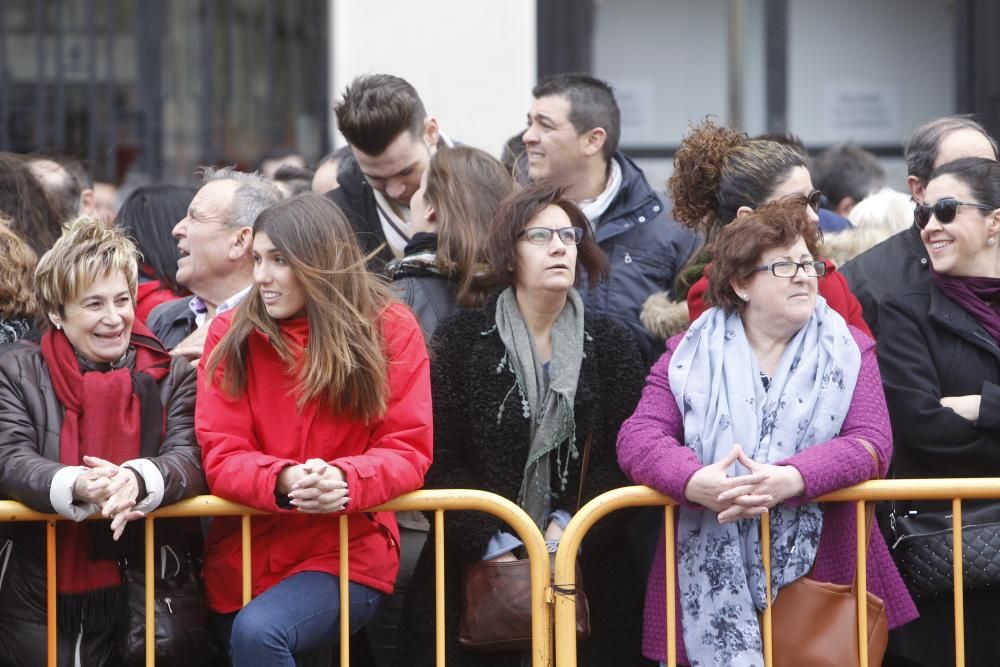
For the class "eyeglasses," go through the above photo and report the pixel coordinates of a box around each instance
[913,198,996,229]
[517,226,584,245]
[752,260,827,278]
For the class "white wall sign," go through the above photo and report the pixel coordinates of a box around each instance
[822,82,901,143]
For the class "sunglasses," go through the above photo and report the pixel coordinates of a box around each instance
[517,226,584,245]
[914,198,996,229]
[804,189,823,214]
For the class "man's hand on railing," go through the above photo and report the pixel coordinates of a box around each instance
[288,458,350,514]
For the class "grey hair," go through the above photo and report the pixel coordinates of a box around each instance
[904,115,999,185]
[199,166,282,229]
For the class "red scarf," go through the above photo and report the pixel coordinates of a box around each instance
[40,321,171,606]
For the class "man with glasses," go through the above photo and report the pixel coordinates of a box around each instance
[840,116,998,336]
[521,73,698,364]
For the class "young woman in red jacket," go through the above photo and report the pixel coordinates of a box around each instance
[196,193,433,666]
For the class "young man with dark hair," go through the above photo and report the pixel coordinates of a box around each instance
[840,115,998,336]
[812,143,886,217]
[330,74,451,273]
[521,73,698,364]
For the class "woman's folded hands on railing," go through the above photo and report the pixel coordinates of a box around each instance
[279,458,350,514]
[72,454,146,540]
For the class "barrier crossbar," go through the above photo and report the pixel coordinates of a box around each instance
[0,489,553,667]
[553,480,1000,667]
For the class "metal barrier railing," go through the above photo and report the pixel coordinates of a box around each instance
[553,480,1000,667]
[0,489,553,667]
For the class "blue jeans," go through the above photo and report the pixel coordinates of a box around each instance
[215,571,382,667]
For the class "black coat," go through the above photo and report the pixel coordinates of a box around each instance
[876,278,1000,666]
[840,223,930,338]
[328,153,401,275]
[396,298,652,667]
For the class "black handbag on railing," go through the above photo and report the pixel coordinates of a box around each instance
[889,502,1000,600]
[117,544,219,666]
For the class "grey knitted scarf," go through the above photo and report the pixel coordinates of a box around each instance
[495,287,585,530]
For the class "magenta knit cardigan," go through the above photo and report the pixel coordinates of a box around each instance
[616,326,918,665]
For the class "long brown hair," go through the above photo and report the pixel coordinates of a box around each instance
[424,146,514,306]
[205,193,392,422]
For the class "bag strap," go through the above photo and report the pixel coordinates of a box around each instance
[575,433,593,513]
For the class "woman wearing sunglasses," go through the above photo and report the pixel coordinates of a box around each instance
[619,198,916,666]
[397,184,648,666]
[877,157,1000,666]
[644,119,870,340]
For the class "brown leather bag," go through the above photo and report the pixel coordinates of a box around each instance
[767,440,889,667]
[457,435,594,652]
[457,556,589,652]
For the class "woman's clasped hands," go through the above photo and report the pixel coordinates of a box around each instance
[279,458,350,513]
[73,455,145,541]
[684,444,805,524]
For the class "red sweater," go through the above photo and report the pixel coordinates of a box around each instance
[686,259,872,338]
[195,304,433,612]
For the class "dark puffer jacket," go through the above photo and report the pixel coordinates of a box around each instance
[395,296,654,667]
[0,344,206,667]
[575,152,699,366]
[387,232,458,342]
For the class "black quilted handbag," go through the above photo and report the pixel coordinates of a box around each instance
[117,545,219,666]
[889,503,1000,600]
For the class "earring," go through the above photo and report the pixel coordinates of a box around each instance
[989,236,997,247]
[741,293,750,302]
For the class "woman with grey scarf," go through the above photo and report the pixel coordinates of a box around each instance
[396,184,651,667]
[618,199,916,666]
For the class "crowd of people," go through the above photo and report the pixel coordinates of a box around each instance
[0,70,997,667]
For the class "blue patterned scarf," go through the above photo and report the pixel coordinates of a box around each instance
[668,297,860,666]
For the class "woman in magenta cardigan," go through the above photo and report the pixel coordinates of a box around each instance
[617,199,916,666]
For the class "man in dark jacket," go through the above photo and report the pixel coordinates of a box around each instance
[840,116,998,337]
[329,74,451,274]
[147,167,280,358]
[521,73,698,364]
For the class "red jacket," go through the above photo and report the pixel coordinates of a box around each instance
[195,303,433,613]
[686,259,872,337]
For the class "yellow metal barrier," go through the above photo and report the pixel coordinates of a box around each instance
[0,489,553,667]
[553,480,1000,667]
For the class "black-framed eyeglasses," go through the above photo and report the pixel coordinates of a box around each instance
[913,198,996,229]
[517,226,584,245]
[752,260,826,278]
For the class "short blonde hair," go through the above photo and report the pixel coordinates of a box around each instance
[35,216,139,317]
[0,218,37,319]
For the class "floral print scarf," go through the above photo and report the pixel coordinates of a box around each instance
[667,297,860,666]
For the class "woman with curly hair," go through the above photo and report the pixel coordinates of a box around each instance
[0,219,39,345]
[654,119,869,336]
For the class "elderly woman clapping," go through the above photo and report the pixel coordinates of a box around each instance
[0,217,206,663]
[617,199,916,666]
